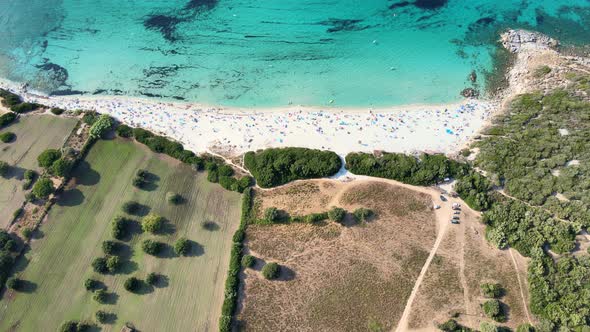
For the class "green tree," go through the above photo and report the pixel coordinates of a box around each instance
[37,149,61,168]
[0,161,9,177]
[141,239,163,256]
[353,208,373,222]
[328,207,346,222]
[146,272,158,285]
[50,158,72,177]
[480,283,504,298]
[174,237,190,256]
[262,262,281,280]
[84,278,100,291]
[241,254,255,268]
[264,207,279,223]
[124,277,141,293]
[32,178,54,199]
[93,289,108,303]
[89,114,113,138]
[482,299,505,322]
[142,213,164,234]
[92,257,108,274]
[106,256,120,273]
[166,192,182,205]
[0,132,15,143]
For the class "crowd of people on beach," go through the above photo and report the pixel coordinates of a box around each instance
[4,80,494,157]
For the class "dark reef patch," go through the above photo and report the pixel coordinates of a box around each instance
[414,0,448,10]
[35,61,69,87]
[50,89,85,96]
[144,15,182,42]
[184,0,218,12]
[318,18,370,33]
[388,1,412,10]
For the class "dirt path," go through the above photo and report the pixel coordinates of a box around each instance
[509,248,533,324]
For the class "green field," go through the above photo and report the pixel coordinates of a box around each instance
[0,138,242,331]
[0,115,78,227]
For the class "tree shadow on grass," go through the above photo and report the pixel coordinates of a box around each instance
[154,243,177,259]
[185,240,204,257]
[119,219,143,242]
[114,243,133,260]
[103,291,119,305]
[72,160,100,186]
[157,219,176,236]
[4,165,26,180]
[118,260,139,275]
[153,274,169,288]
[201,221,219,231]
[131,203,151,217]
[16,280,38,293]
[276,266,296,282]
[131,280,154,295]
[102,312,118,324]
[56,188,85,206]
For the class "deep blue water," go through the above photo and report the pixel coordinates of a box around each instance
[1,0,590,107]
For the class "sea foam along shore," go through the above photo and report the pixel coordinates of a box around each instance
[0,76,494,158]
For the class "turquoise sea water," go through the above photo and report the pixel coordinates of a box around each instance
[1,0,590,107]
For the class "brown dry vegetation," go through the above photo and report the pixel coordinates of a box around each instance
[238,180,438,332]
[407,207,532,331]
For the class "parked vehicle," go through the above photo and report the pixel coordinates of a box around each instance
[440,195,447,202]
[451,219,459,224]
[454,211,460,215]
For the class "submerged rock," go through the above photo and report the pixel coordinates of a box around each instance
[461,88,479,98]
[469,70,477,83]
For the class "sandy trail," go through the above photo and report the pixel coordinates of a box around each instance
[509,248,533,324]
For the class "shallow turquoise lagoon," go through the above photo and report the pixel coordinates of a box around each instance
[1,0,590,107]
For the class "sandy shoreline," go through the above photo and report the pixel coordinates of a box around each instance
[0,76,495,158]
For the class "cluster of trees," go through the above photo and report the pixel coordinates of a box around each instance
[527,248,590,329]
[205,161,252,193]
[483,199,576,257]
[91,255,120,274]
[345,152,468,186]
[0,230,18,288]
[474,90,590,228]
[59,320,93,332]
[37,148,73,178]
[244,147,342,188]
[0,89,41,113]
[455,171,492,211]
[260,206,371,225]
[0,112,16,127]
[220,188,253,332]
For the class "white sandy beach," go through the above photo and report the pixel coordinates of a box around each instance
[0,77,495,158]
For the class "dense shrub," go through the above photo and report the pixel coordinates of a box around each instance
[438,319,474,332]
[346,152,468,186]
[455,171,492,211]
[0,112,17,128]
[264,207,279,223]
[0,160,9,177]
[10,102,41,113]
[50,107,65,115]
[106,255,121,273]
[166,192,182,205]
[59,320,81,332]
[482,299,505,322]
[480,322,499,332]
[241,254,255,268]
[480,283,504,299]
[37,149,61,168]
[82,111,98,125]
[146,272,158,285]
[84,278,100,291]
[95,310,109,324]
[93,289,108,303]
[261,262,281,280]
[141,239,163,255]
[174,237,190,256]
[31,177,54,199]
[21,227,33,240]
[111,216,128,240]
[102,240,118,255]
[24,169,36,180]
[303,212,328,223]
[0,89,21,107]
[6,277,21,290]
[121,201,140,215]
[124,277,141,292]
[515,323,535,332]
[0,132,15,143]
[50,158,72,177]
[92,257,108,274]
[353,208,374,222]
[244,147,342,188]
[116,124,133,137]
[142,213,164,234]
[0,230,17,252]
[89,114,113,138]
[328,207,346,222]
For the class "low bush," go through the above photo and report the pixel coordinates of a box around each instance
[0,160,9,177]
[21,227,33,240]
[146,272,158,285]
[174,237,190,256]
[89,114,113,138]
[141,239,163,256]
[262,262,281,280]
[480,322,499,332]
[244,147,342,188]
[0,89,21,107]
[166,192,182,205]
[353,207,374,222]
[24,169,36,180]
[0,132,15,143]
[84,278,100,291]
[91,257,108,274]
[264,207,279,223]
[124,277,141,293]
[328,207,346,222]
[50,107,65,115]
[480,283,504,299]
[481,299,505,322]
[82,111,98,125]
[241,254,255,268]
[93,289,108,303]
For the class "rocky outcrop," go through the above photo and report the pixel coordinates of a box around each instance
[501,29,559,53]
[461,88,479,98]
